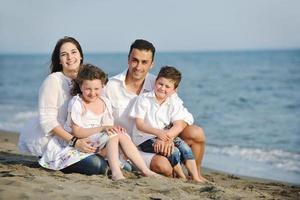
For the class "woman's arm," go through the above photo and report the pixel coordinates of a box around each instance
[52,125,97,153]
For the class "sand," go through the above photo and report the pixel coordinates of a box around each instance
[0,130,299,200]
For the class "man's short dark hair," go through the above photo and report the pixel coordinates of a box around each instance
[128,39,156,61]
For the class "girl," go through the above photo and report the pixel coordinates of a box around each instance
[61,64,158,180]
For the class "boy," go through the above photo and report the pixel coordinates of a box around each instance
[130,66,203,182]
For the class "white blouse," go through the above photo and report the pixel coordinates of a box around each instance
[63,94,114,133]
[18,72,72,156]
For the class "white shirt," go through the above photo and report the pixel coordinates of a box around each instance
[18,72,72,156]
[64,95,114,132]
[130,91,194,145]
[103,70,156,167]
[103,70,156,136]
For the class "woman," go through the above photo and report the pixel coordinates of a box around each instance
[18,36,108,175]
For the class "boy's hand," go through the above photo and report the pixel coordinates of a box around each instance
[157,130,171,142]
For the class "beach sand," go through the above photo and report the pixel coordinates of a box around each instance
[0,130,299,200]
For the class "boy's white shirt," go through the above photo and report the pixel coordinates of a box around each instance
[103,70,194,167]
[129,90,194,146]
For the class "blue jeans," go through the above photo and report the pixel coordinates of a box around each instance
[61,154,108,175]
[60,154,132,175]
[139,137,194,167]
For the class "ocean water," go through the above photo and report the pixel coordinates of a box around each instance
[1,50,300,184]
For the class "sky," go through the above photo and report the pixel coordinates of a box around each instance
[1,0,300,54]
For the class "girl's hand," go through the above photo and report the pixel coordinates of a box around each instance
[115,126,127,134]
[74,138,97,153]
[105,126,127,135]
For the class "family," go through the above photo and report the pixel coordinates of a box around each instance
[18,36,206,182]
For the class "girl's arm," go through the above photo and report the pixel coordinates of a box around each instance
[135,118,169,141]
[71,122,109,138]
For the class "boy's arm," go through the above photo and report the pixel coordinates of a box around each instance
[165,120,187,139]
[135,118,168,140]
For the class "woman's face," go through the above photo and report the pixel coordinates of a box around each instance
[59,42,82,78]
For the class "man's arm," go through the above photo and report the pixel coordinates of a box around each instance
[165,120,187,139]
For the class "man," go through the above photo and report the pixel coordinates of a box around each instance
[104,39,206,179]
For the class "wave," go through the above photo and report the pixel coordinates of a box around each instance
[206,144,300,173]
[0,109,37,132]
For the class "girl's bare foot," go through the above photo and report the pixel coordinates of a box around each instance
[142,170,162,178]
[111,172,126,181]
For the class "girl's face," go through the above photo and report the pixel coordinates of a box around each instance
[59,42,82,79]
[80,79,103,103]
[154,77,176,102]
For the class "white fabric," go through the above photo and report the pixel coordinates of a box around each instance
[103,70,156,167]
[129,91,194,146]
[39,95,114,170]
[18,72,72,156]
[64,95,114,132]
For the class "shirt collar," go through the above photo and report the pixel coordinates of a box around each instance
[111,69,155,94]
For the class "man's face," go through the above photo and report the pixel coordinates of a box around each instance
[127,48,153,81]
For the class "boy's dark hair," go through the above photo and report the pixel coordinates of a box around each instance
[71,64,108,96]
[128,39,156,61]
[156,66,182,89]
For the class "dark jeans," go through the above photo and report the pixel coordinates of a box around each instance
[60,154,132,175]
[61,154,108,175]
[139,137,194,167]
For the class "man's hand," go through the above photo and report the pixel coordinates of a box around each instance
[153,139,174,157]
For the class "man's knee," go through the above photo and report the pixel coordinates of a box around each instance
[150,155,172,177]
[181,125,206,144]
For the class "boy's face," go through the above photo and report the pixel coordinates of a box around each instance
[154,77,176,102]
[80,79,103,103]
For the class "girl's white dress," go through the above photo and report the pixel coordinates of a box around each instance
[39,95,114,170]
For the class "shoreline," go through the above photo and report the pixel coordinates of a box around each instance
[1,130,299,199]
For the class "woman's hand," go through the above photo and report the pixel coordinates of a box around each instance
[74,138,97,153]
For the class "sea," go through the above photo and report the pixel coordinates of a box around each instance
[0,50,299,185]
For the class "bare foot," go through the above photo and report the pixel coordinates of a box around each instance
[111,172,126,181]
[142,170,162,178]
[112,175,125,181]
